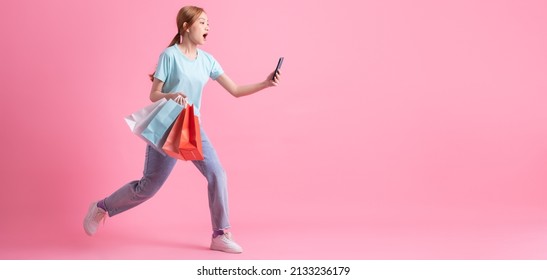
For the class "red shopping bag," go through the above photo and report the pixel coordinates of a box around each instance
[162,109,185,159]
[162,104,203,160]
[179,104,203,160]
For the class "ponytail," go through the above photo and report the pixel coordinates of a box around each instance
[168,32,180,47]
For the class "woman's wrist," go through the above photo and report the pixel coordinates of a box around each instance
[166,93,183,100]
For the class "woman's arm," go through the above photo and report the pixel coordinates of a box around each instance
[149,78,187,103]
[216,71,280,98]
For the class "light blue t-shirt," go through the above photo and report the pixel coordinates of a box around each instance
[154,45,224,116]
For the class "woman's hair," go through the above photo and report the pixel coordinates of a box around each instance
[149,6,206,81]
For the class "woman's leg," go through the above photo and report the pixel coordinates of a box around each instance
[192,128,230,231]
[193,128,242,253]
[104,145,177,216]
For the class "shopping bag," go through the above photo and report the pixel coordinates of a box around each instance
[179,104,203,160]
[124,98,167,132]
[139,99,183,152]
[162,108,186,159]
[162,104,203,160]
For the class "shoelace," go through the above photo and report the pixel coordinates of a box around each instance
[222,232,235,243]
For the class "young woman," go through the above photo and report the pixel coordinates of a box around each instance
[83,5,280,254]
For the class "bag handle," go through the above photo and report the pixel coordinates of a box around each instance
[173,95,190,107]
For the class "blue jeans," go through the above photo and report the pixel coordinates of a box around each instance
[103,128,230,231]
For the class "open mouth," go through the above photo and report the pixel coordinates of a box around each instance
[203,33,208,40]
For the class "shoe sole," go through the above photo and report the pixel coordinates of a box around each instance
[210,246,243,254]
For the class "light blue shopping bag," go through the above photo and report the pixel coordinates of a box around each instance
[139,99,183,153]
[125,98,183,155]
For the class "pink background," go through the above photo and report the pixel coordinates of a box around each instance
[1,0,547,259]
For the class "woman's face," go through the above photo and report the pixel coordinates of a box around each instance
[187,12,209,45]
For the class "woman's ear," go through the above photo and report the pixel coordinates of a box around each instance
[182,22,188,32]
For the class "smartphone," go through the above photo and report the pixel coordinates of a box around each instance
[272,57,284,81]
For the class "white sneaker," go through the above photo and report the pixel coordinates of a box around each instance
[210,232,243,254]
[83,202,107,236]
